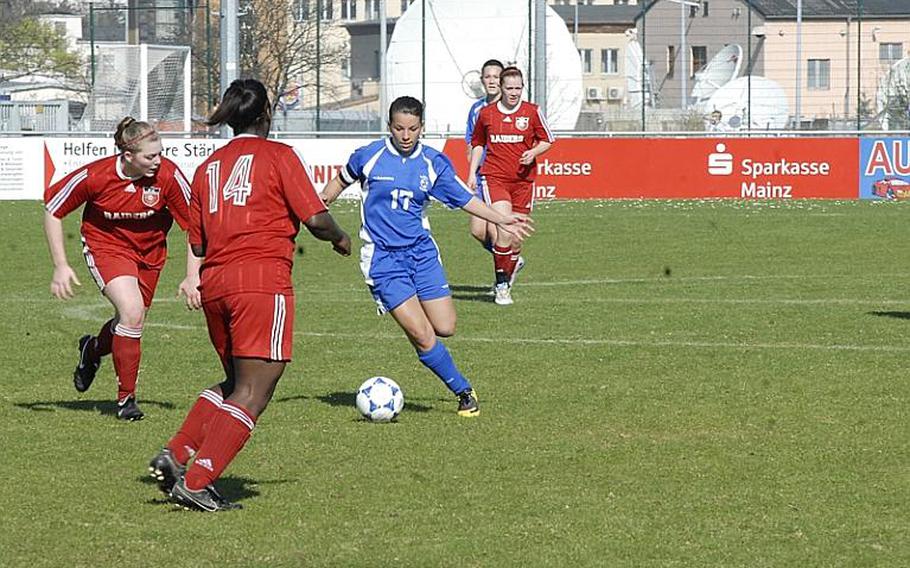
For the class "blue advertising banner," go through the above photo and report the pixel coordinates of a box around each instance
[859,137,910,200]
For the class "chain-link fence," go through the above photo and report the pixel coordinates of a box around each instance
[2,0,909,134]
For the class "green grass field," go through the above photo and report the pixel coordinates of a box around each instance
[1,198,908,567]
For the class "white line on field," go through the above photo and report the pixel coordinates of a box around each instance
[55,305,910,353]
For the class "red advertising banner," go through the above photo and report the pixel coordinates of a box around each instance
[443,137,859,199]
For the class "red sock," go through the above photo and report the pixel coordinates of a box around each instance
[93,318,116,359]
[493,245,512,282]
[184,401,256,491]
[112,323,142,402]
[167,389,223,465]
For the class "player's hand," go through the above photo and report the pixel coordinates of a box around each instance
[177,274,202,310]
[467,173,477,190]
[332,233,352,256]
[497,214,534,242]
[519,150,536,166]
[50,265,81,300]
[318,192,332,207]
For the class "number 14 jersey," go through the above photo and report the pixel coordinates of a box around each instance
[188,134,327,300]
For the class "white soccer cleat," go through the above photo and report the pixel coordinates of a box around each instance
[494,283,513,306]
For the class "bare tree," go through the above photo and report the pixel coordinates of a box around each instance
[238,0,347,109]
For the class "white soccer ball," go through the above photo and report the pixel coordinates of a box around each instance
[355,376,404,422]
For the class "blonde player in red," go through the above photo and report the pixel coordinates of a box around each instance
[467,66,555,305]
[149,79,351,512]
[43,117,199,421]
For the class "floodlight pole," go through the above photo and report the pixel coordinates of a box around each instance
[680,0,687,109]
[380,0,388,130]
[534,0,547,115]
[795,0,802,128]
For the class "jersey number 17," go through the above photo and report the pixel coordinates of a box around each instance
[206,154,254,213]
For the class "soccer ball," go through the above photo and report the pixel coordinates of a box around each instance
[355,376,404,422]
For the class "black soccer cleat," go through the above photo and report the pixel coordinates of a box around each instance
[117,396,144,421]
[148,448,184,495]
[73,335,101,393]
[456,389,480,417]
[170,476,241,512]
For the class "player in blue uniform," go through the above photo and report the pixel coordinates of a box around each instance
[464,59,504,254]
[321,96,532,417]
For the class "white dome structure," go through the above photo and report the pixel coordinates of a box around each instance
[385,0,583,133]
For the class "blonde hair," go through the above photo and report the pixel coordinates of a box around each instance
[113,117,160,153]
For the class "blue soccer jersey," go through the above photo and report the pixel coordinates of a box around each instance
[465,97,488,146]
[340,138,474,249]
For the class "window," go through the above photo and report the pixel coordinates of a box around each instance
[321,0,333,20]
[601,48,619,75]
[292,0,309,21]
[703,1,709,17]
[880,42,903,64]
[341,0,356,19]
[580,49,592,74]
[667,45,676,79]
[341,56,351,79]
[365,0,380,19]
[807,59,830,90]
[691,46,707,77]
[689,5,697,18]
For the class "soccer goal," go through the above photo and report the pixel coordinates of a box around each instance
[78,43,192,132]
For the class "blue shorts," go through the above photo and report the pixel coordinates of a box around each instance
[360,237,451,314]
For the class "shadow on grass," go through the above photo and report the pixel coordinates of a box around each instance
[14,399,176,417]
[869,311,910,320]
[139,474,293,506]
[275,391,434,412]
[450,284,494,303]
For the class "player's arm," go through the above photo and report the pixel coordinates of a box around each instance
[43,210,81,299]
[164,163,203,309]
[461,198,534,242]
[520,108,556,165]
[302,212,351,256]
[467,145,484,190]
[321,175,347,206]
[519,140,552,166]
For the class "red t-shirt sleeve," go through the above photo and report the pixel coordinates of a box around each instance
[470,111,488,148]
[162,161,192,231]
[44,166,92,218]
[533,105,556,144]
[277,146,327,223]
[187,165,205,249]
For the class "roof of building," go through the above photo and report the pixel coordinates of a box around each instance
[551,5,641,26]
[633,0,910,20]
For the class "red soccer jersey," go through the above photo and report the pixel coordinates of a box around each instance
[189,135,327,300]
[44,155,191,268]
[471,100,555,182]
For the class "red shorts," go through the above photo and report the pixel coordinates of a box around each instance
[82,243,161,307]
[484,177,534,214]
[203,292,295,364]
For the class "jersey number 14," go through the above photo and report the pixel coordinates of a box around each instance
[206,154,254,213]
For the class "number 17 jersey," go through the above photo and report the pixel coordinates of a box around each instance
[340,138,474,249]
[189,135,327,300]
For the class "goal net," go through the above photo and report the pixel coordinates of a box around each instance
[78,43,191,132]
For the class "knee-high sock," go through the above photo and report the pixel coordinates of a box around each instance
[92,318,116,359]
[112,323,142,402]
[509,246,522,276]
[493,245,512,285]
[417,340,471,395]
[184,401,256,491]
[167,389,223,465]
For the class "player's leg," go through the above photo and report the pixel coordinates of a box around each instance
[73,243,119,392]
[152,298,233,492]
[171,293,293,511]
[490,197,515,305]
[470,175,496,253]
[101,274,148,420]
[507,181,534,287]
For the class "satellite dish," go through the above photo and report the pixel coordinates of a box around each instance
[705,76,789,130]
[461,69,484,99]
[385,0,583,132]
[691,44,742,109]
[624,34,654,109]
[876,56,910,130]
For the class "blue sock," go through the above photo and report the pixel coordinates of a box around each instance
[417,341,471,395]
[483,238,494,253]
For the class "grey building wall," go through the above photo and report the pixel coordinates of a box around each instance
[638,0,766,109]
